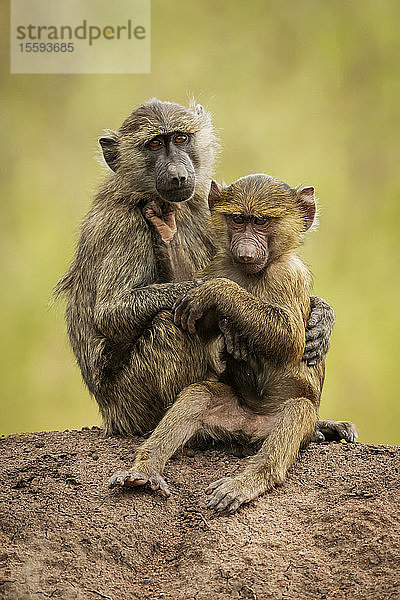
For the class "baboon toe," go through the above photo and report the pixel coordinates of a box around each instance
[312,430,326,442]
[148,473,171,498]
[339,422,358,442]
[205,477,248,513]
[108,470,149,489]
[315,420,358,443]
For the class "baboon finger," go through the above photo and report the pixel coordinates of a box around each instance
[312,430,326,442]
[179,306,191,330]
[307,309,322,329]
[173,299,188,325]
[303,348,321,362]
[218,317,229,333]
[336,422,358,442]
[143,204,162,219]
[233,334,248,361]
[163,211,176,231]
[214,493,236,512]
[305,326,323,341]
[239,338,248,361]
[224,331,234,355]
[317,420,358,442]
[306,344,329,365]
[233,333,242,361]
[219,318,235,354]
[187,308,202,334]
[108,471,130,488]
[304,337,323,352]
[144,210,164,227]
[305,355,318,366]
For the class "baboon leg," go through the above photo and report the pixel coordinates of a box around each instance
[206,397,317,513]
[108,381,219,494]
[134,382,216,471]
[314,419,358,443]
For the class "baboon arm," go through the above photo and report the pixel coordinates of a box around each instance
[94,281,196,342]
[175,278,306,362]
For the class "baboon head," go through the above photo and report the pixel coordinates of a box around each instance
[208,174,316,274]
[99,99,218,204]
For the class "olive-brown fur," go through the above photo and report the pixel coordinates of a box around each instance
[56,99,218,435]
[110,175,356,510]
[56,100,339,439]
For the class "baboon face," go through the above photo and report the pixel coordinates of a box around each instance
[99,99,217,204]
[225,213,271,274]
[208,175,316,274]
[142,132,196,203]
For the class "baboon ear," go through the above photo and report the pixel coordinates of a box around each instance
[208,180,223,210]
[195,104,204,116]
[99,132,119,172]
[297,186,316,230]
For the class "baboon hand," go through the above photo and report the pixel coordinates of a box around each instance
[205,476,261,513]
[313,420,358,443]
[173,284,215,334]
[219,317,252,361]
[108,469,171,498]
[303,296,335,366]
[142,200,177,244]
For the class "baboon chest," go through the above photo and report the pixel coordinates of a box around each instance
[162,219,214,282]
[166,231,196,281]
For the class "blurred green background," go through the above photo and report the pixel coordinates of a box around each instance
[1,0,399,444]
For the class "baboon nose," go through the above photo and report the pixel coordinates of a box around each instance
[239,255,253,263]
[237,248,256,263]
[172,173,187,185]
[168,165,188,187]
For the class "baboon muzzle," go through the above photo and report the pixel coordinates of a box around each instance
[156,160,195,203]
[233,242,268,274]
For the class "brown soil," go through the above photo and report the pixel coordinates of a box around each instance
[0,428,399,600]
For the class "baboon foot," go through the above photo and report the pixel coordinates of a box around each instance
[205,476,259,513]
[314,420,358,443]
[108,470,171,498]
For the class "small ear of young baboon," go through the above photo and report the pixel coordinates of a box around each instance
[297,186,316,231]
[99,130,120,172]
[208,180,223,210]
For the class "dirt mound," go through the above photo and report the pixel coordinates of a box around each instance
[0,429,399,600]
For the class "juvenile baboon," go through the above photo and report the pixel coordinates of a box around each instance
[56,99,340,439]
[109,175,357,510]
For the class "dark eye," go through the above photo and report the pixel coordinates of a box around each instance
[148,138,162,150]
[254,216,268,226]
[174,134,188,144]
[231,215,245,225]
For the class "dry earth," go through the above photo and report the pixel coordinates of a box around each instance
[0,428,399,600]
